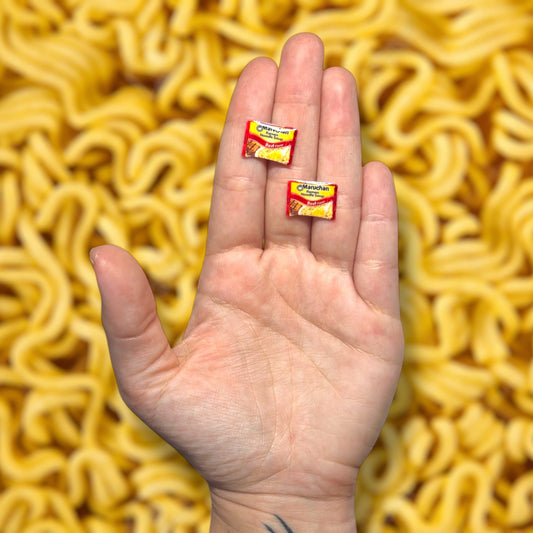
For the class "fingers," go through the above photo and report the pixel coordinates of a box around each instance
[205,56,278,255]
[90,245,174,405]
[205,30,399,318]
[264,33,324,249]
[311,66,362,271]
[353,162,400,317]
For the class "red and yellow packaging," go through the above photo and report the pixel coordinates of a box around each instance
[242,119,297,165]
[286,180,338,220]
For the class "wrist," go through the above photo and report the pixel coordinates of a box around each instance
[209,489,357,533]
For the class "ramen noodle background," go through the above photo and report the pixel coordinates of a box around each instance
[0,0,533,531]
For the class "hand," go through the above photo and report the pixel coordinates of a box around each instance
[91,33,404,532]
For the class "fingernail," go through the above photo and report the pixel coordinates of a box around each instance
[89,247,97,266]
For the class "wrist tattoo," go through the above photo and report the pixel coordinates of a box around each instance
[263,515,294,533]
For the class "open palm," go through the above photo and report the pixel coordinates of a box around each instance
[91,33,404,527]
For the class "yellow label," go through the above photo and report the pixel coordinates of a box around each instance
[289,181,336,199]
[249,120,296,142]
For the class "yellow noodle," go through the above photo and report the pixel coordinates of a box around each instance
[0,171,20,243]
[0,400,67,482]
[169,0,199,37]
[285,0,394,45]
[190,12,279,52]
[402,417,435,470]
[21,390,89,447]
[401,134,469,202]
[115,17,181,77]
[507,472,533,527]
[66,447,131,512]
[0,487,49,533]
[441,212,481,243]
[0,88,63,144]
[424,73,496,118]
[150,496,209,531]
[457,403,505,459]
[359,423,414,495]
[132,461,208,501]
[419,418,458,479]
[399,283,434,345]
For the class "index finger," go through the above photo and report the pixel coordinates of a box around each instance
[204,57,278,256]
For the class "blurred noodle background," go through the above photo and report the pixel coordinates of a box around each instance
[1,0,533,531]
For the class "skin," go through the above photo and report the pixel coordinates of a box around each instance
[91,33,404,532]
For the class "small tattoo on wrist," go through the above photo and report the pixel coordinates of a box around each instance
[263,515,294,533]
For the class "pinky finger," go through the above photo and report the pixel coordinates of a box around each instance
[353,161,400,318]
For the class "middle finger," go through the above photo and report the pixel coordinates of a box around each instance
[264,33,324,250]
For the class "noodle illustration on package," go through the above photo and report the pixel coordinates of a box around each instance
[287,180,338,220]
[242,119,297,165]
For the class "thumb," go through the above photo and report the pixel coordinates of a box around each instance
[90,244,174,407]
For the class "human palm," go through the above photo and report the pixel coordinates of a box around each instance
[91,33,404,528]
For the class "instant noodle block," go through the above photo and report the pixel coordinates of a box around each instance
[2,1,533,532]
